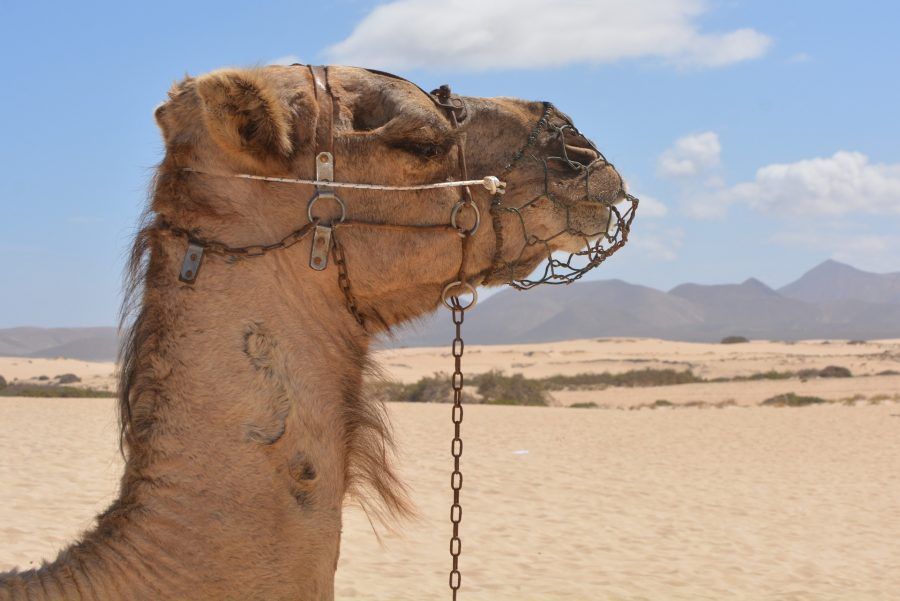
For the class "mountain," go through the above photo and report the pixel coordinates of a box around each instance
[388,261,900,346]
[5,261,900,359]
[778,259,900,304]
[389,279,704,347]
[0,327,119,362]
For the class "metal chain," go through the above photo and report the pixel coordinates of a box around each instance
[331,236,366,327]
[448,296,466,599]
[158,219,316,260]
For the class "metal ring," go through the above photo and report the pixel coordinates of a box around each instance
[441,281,478,311]
[450,201,480,236]
[307,192,346,224]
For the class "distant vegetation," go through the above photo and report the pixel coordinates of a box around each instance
[0,384,115,398]
[570,401,599,409]
[816,365,853,378]
[761,393,828,407]
[369,362,870,407]
[720,336,750,344]
[541,368,703,390]
[369,370,549,406]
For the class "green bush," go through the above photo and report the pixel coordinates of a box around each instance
[470,370,548,406]
[0,374,6,389]
[541,368,702,390]
[0,384,115,398]
[55,373,82,384]
[818,365,852,378]
[734,370,795,381]
[761,393,828,407]
[570,402,599,409]
[721,336,750,344]
[403,373,454,403]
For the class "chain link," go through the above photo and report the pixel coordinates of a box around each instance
[159,219,316,260]
[448,295,466,598]
[331,235,367,327]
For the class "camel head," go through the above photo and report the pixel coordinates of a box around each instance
[153,65,633,329]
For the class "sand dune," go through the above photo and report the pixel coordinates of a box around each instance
[378,337,900,383]
[0,356,116,391]
[2,399,899,599]
[2,338,899,599]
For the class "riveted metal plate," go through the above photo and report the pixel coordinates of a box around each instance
[309,225,333,271]
[316,152,334,183]
[179,243,205,284]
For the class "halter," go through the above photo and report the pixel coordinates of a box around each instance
[172,65,495,319]
[159,64,637,600]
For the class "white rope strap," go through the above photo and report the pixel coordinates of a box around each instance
[181,167,506,195]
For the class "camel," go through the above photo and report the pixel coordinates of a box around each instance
[0,64,629,600]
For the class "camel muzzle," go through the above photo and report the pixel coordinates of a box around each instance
[488,103,639,289]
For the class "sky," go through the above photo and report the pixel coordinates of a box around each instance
[1,0,899,327]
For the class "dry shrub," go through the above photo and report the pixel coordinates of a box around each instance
[761,393,828,407]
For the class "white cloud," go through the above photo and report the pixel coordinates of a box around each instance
[326,0,771,71]
[631,224,683,261]
[657,131,721,178]
[636,194,669,218]
[267,55,303,66]
[695,151,900,218]
[773,229,900,273]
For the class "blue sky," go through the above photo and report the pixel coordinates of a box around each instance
[2,0,898,327]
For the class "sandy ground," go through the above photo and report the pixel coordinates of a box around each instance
[3,338,898,401]
[554,374,900,408]
[378,338,900,383]
[0,356,116,391]
[2,398,899,600]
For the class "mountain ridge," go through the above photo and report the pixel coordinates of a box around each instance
[3,260,899,361]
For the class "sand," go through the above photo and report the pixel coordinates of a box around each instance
[4,337,898,403]
[1,338,899,599]
[2,398,899,600]
[0,356,116,392]
[377,337,900,383]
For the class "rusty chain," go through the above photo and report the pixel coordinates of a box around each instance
[331,232,367,327]
[158,219,317,259]
[448,295,466,598]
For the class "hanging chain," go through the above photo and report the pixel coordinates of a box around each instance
[331,235,366,327]
[448,295,466,599]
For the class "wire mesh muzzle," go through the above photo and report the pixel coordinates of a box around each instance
[488,114,639,290]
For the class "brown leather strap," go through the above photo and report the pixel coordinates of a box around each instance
[309,65,334,156]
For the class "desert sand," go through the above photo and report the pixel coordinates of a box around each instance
[2,338,899,599]
[0,356,116,392]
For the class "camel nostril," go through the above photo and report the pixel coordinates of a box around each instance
[564,143,600,167]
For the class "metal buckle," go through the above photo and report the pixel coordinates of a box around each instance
[441,280,478,311]
[316,151,334,182]
[450,201,480,236]
[309,225,333,271]
[179,242,205,284]
[307,192,346,225]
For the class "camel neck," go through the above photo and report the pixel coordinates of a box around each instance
[2,235,373,601]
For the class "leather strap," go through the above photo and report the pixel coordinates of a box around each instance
[309,65,334,156]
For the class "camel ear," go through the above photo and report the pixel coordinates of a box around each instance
[196,70,293,159]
